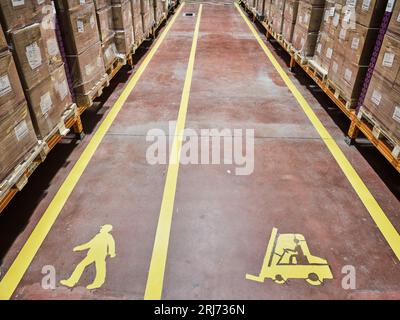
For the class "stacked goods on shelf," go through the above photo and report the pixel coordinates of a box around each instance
[55,0,106,104]
[246,0,256,10]
[94,0,119,71]
[282,0,299,42]
[314,0,387,104]
[363,0,400,143]
[141,0,155,36]
[131,0,144,46]
[292,0,324,57]
[1,1,74,140]
[269,0,285,34]
[112,0,134,55]
[256,0,271,21]
[0,27,37,182]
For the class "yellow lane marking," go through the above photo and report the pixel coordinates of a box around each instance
[0,3,185,301]
[235,2,400,261]
[144,4,203,300]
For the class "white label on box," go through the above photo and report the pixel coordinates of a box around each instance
[326,47,333,59]
[346,0,357,7]
[329,7,335,16]
[0,75,12,97]
[77,20,84,33]
[304,13,309,24]
[332,61,338,73]
[25,42,42,70]
[15,120,28,141]
[85,64,94,76]
[362,0,371,11]
[40,92,53,116]
[344,68,352,82]
[393,106,400,123]
[351,37,360,49]
[316,43,322,54]
[80,0,85,4]
[11,0,24,7]
[371,90,382,105]
[339,28,347,40]
[382,52,395,67]
[97,56,102,67]
[299,16,303,24]
[333,13,340,26]
[47,38,59,57]
[343,10,352,23]
[386,0,395,12]
[57,80,68,101]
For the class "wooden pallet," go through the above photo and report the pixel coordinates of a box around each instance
[307,59,328,83]
[75,74,110,115]
[0,103,81,214]
[326,80,358,110]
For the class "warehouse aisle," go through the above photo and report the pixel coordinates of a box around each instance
[0,2,399,300]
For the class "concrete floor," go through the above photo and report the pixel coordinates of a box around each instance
[0,2,399,300]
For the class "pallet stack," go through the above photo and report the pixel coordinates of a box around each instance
[94,0,119,72]
[256,0,271,21]
[112,0,135,56]
[55,0,107,107]
[363,0,400,146]
[282,0,299,42]
[292,0,324,57]
[154,0,165,27]
[0,1,74,142]
[141,0,154,37]
[0,23,37,183]
[313,0,387,106]
[269,0,286,34]
[131,0,144,46]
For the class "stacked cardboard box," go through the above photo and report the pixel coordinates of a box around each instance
[154,0,165,26]
[112,0,134,55]
[292,0,324,57]
[2,1,74,140]
[56,0,106,101]
[269,0,285,34]
[313,0,386,103]
[282,0,299,43]
[0,9,37,181]
[131,0,144,45]
[94,0,118,70]
[141,0,155,36]
[363,1,400,142]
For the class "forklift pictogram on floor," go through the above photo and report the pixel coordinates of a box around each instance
[246,228,333,286]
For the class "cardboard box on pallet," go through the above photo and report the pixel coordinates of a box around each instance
[374,33,400,91]
[292,24,318,56]
[282,18,296,42]
[66,41,105,96]
[313,31,334,71]
[0,102,37,182]
[41,13,64,72]
[96,5,114,42]
[112,0,133,30]
[364,72,400,142]
[131,0,141,15]
[55,0,94,11]
[132,10,144,44]
[337,23,378,66]
[0,51,25,118]
[140,0,151,13]
[102,34,118,69]
[321,1,342,38]
[25,64,73,138]
[9,23,50,90]
[283,0,299,24]
[0,26,8,52]
[345,0,387,28]
[114,27,134,54]
[296,1,324,33]
[335,59,368,101]
[255,0,266,18]
[141,10,153,35]
[328,51,344,85]
[388,0,400,37]
[94,0,111,10]
[269,0,285,34]
[58,3,100,55]
[0,0,51,32]
[154,0,165,25]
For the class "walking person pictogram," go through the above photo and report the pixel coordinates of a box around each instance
[60,224,116,290]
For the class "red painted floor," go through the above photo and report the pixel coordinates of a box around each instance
[0,2,399,300]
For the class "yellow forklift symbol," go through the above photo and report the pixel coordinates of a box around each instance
[246,228,333,286]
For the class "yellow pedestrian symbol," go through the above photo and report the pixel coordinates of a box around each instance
[246,228,333,285]
[60,224,116,290]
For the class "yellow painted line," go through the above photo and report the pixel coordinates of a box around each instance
[144,4,203,300]
[235,2,400,261]
[0,3,185,301]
